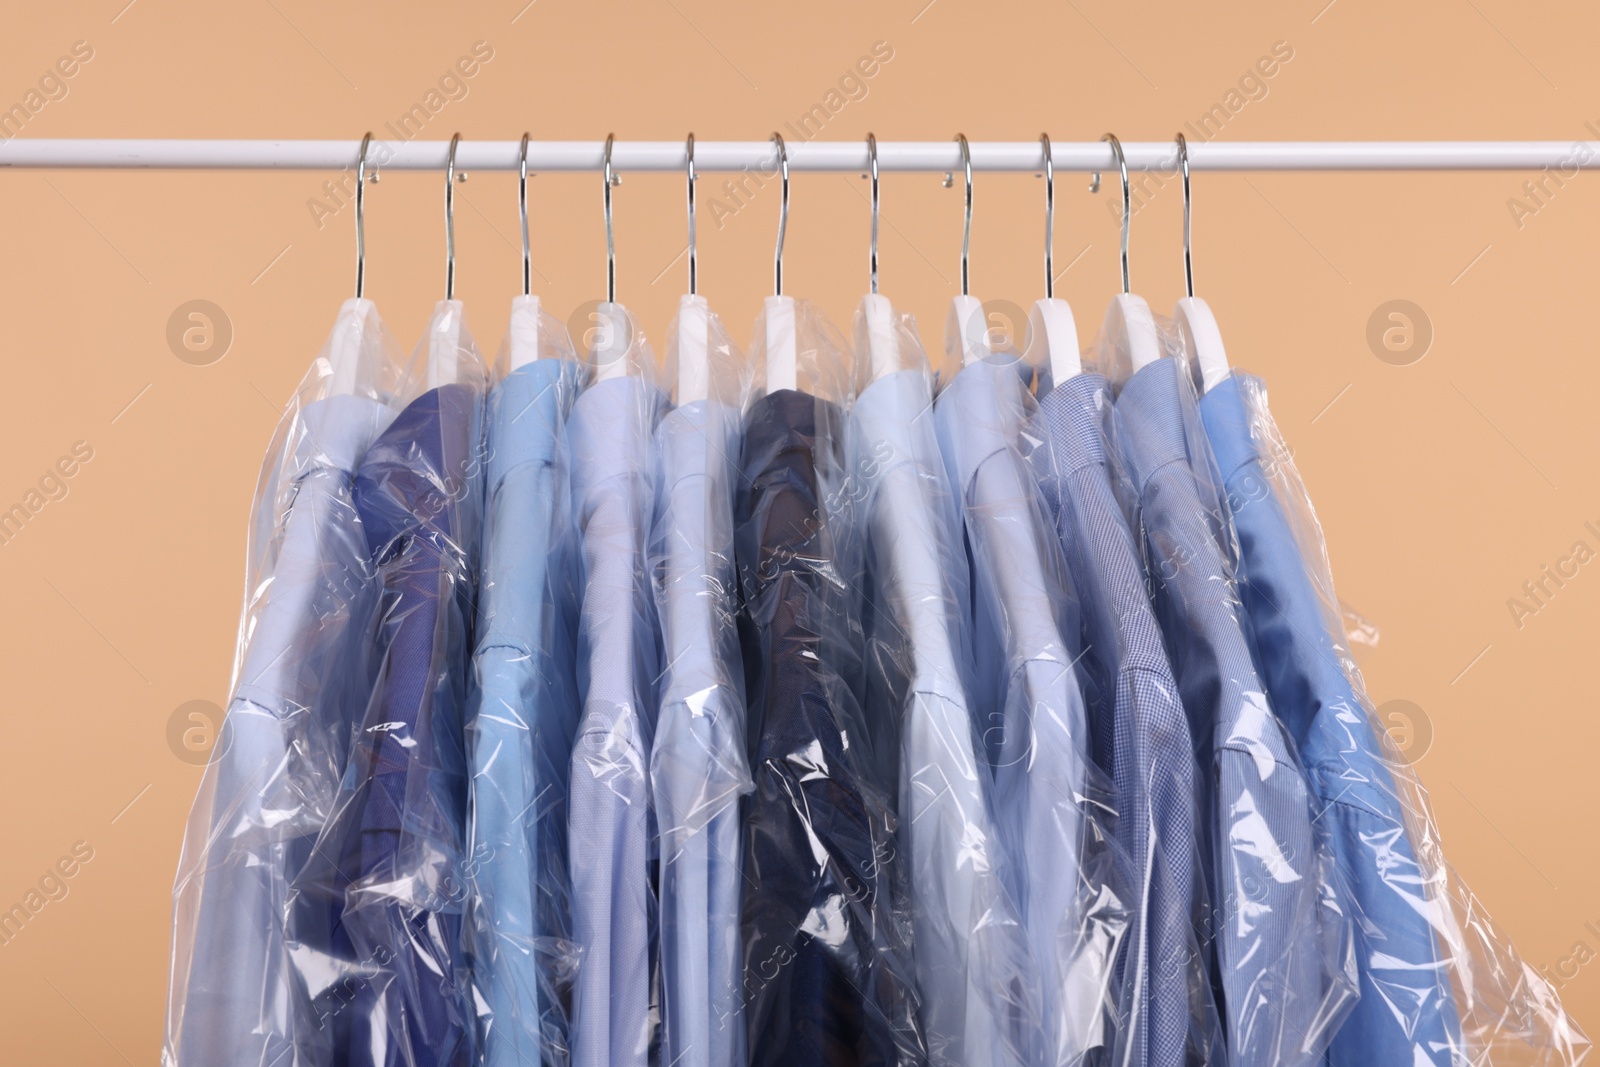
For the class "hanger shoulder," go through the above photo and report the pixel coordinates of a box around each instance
[859,293,901,383]
[507,294,542,370]
[327,297,377,396]
[764,295,798,393]
[427,299,465,388]
[676,294,711,404]
[1174,296,1230,393]
[1103,292,1161,372]
[1025,297,1081,384]
[947,294,990,367]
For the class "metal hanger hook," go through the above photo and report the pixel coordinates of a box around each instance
[603,133,616,303]
[1177,132,1194,298]
[1102,133,1132,294]
[444,133,461,300]
[771,132,789,297]
[685,133,697,296]
[518,133,532,297]
[354,132,373,298]
[956,133,973,297]
[1041,133,1054,300]
[867,132,880,295]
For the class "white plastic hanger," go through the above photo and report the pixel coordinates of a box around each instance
[327,298,377,396]
[674,134,712,404]
[1170,133,1232,394]
[327,133,377,396]
[590,134,634,384]
[1095,133,1162,375]
[947,134,995,370]
[427,301,464,389]
[506,133,547,370]
[1021,133,1081,387]
[765,132,800,393]
[858,133,906,382]
[424,134,466,389]
[677,296,711,402]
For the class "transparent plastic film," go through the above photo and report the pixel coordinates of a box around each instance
[1096,319,1358,1066]
[164,298,408,1067]
[750,293,851,405]
[565,301,667,1067]
[284,299,488,1067]
[650,295,755,1067]
[737,297,927,1065]
[467,297,590,1066]
[849,298,1038,1067]
[1197,364,1590,1066]
[930,337,1131,1067]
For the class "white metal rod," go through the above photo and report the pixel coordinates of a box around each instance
[0,139,1595,172]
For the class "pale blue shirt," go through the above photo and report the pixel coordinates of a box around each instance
[933,358,1124,1067]
[854,368,1032,1067]
[566,375,668,1067]
[650,398,752,1067]
[172,393,388,1067]
[470,358,584,1065]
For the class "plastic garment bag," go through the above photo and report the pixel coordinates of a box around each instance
[1020,358,1226,1067]
[737,298,927,1066]
[564,304,668,1067]
[1197,366,1590,1067]
[929,339,1131,1067]
[650,296,756,1067]
[1058,334,1356,1066]
[288,299,488,1067]
[849,300,1035,1067]
[164,298,407,1067]
[466,296,588,1066]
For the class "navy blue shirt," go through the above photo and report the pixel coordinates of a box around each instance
[298,382,482,1067]
[737,388,927,1067]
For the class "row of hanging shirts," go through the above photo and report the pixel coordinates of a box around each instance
[161,132,1587,1067]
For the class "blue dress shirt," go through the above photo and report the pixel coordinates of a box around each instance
[566,375,668,1067]
[737,388,928,1067]
[932,359,1124,1067]
[1030,371,1224,1067]
[651,398,752,1067]
[1199,371,1463,1066]
[469,358,584,1066]
[854,368,1031,1067]
[1092,358,1349,1064]
[295,380,484,1067]
[173,393,390,1067]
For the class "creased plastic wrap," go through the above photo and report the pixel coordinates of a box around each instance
[650,294,755,1067]
[287,298,488,1067]
[929,322,1131,1067]
[849,297,1036,1067]
[565,302,667,1067]
[467,295,589,1066]
[737,297,927,1065]
[165,297,408,1067]
[1196,360,1590,1066]
[1079,326,1358,1066]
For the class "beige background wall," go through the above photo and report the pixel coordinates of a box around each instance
[3,0,1598,1060]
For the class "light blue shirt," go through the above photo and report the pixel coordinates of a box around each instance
[650,398,751,1067]
[566,375,668,1067]
[171,393,389,1067]
[469,358,584,1066]
[932,358,1124,1067]
[1113,358,1338,1066]
[854,368,1032,1067]
[1033,371,1220,1067]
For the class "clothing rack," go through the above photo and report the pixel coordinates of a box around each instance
[0,139,1593,171]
